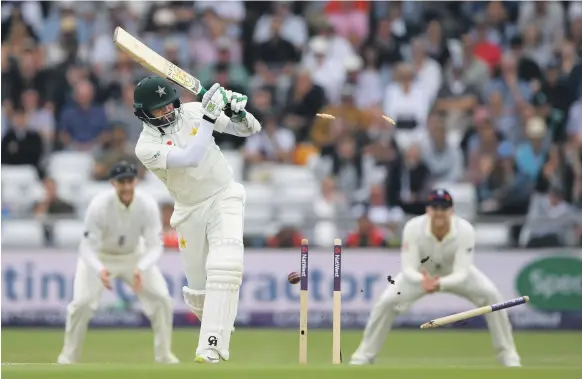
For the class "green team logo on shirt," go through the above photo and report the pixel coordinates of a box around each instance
[516,256,582,311]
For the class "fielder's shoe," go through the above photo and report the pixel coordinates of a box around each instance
[499,352,521,367]
[57,355,74,365]
[156,353,180,364]
[194,349,221,364]
[349,357,374,365]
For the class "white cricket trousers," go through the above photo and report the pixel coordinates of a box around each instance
[59,254,174,363]
[352,266,519,364]
[175,181,245,360]
[175,181,245,291]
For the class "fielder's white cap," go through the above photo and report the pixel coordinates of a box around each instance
[309,36,329,55]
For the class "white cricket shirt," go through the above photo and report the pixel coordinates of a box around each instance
[80,188,163,273]
[135,102,236,226]
[400,214,476,291]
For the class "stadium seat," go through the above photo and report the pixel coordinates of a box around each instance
[1,165,45,214]
[270,165,316,185]
[244,206,274,236]
[244,182,274,205]
[53,219,85,248]
[137,181,172,203]
[474,223,509,247]
[273,185,318,206]
[47,152,95,180]
[79,182,112,212]
[1,219,44,247]
[54,172,85,205]
[436,182,477,221]
[276,207,304,227]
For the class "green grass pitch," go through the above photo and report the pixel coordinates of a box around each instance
[2,329,581,379]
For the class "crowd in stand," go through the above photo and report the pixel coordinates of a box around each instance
[2,1,581,248]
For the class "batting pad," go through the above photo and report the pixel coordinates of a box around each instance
[197,240,243,360]
[182,287,205,321]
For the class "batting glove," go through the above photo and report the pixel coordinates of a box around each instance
[201,83,229,121]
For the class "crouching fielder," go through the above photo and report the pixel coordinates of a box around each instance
[58,161,178,364]
[350,189,521,367]
[133,78,261,363]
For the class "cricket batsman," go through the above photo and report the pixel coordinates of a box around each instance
[133,77,261,363]
[58,161,178,364]
[350,189,521,367]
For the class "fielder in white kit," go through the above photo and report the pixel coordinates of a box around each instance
[58,161,178,364]
[133,77,261,363]
[350,189,521,367]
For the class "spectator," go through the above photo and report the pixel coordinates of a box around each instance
[485,54,532,113]
[383,62,431,130]
[58,80,110,151]
[253,2,308,50]
[508,35,544,85]
[358,184,403,246]
[161,202,179,249]
[325,135,368,203]
[33,177,75,247]
[445,33,490,96]
[521,25,553,70]
[353,49,384,109]
[521,186,582,248]
[324,0,370,45]
[190,7,241,66]
[266,226,303,248]
[198,38,250,93]
[434,60,480,131]
[312,176,348,247]
[471,16,503,72]
[515,117,549,182]
[387,144,432,207]
[105,81,144,144]
[311,84,371,151]
[243,114,295,165]
[363,17,403,71]
[33,177,75,218]
[420,113,464,183]
[466,111,503,182]
[92,125,142,181]
[345,213,386,248]
[20,88,55,149]
[425,18,450,68]
[1,107,43,176]
[302,36,346,105]
[478,141,532,214]
[253,15,300,70]
[282,68,326,142]
[517,1,565,45]
[487,89,519,144]
[311,18,356,64]
[407,37,442,102]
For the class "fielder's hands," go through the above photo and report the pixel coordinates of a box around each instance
[133,269,142,294]
[99,268,112,290]
[421,268,440,293]
[201,83,229,120]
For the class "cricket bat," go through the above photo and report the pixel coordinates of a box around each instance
[113,26,207,96]
[420,296,529,329]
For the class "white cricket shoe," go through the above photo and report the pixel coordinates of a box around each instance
[499,352,521,367]
[157,353,180,364]
[57,355,74,365]
[349,357,374,365]
[194,349,221,364]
